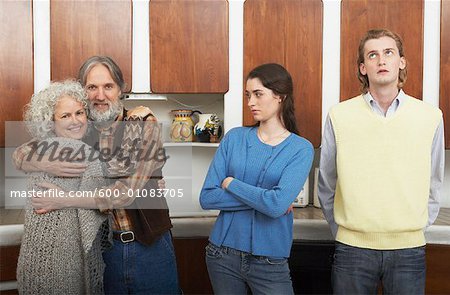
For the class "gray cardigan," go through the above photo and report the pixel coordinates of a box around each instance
[17,137,110,295]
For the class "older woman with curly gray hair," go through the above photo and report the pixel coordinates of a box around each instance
[24,80,89,139]
[17,80,111,294]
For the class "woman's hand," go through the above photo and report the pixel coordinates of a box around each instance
[221,177,234,190]
[285,204,294,215]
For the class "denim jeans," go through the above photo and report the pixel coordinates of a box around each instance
[205,243,294,295]
[332,242,426,295]
[103,231,180,294]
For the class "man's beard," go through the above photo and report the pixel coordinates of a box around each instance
[89,100,123,122]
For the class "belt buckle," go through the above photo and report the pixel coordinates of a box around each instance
[120,231,135,243]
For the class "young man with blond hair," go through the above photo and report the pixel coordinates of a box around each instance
[319,29,444,294]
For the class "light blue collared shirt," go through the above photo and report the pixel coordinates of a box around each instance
[318,90,445,237]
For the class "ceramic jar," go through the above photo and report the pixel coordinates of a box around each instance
[194,113,222,143]
[170,109,197,142]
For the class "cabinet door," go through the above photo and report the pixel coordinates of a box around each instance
[341,0,424,101]
[50,0,132,92]
[150,0,228,93]
[244,0,323,147]
[0,0,33,147]
[426,244,450,294]
[173,238,213,294]
[289,241,334,294]
[441,0,450,149]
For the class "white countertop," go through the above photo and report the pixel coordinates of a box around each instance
[169,218,450,245]
[1,218,449,246]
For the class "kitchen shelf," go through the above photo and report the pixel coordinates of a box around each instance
[163,142,220,148]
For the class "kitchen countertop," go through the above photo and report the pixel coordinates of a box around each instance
[1,207,449,246]
[2,207,449,226]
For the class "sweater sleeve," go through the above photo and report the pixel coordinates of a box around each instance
[226,144,314,218]
[200,130,252,211]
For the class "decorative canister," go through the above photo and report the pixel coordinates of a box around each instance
[170,109,197,142]
[194,113,222,143]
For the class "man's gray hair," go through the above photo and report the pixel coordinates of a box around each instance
[78,55,127,94]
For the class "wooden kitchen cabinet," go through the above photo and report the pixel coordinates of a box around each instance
[289,241,334,294]
[440,0,450,149]
[150,0,229,93]
[173,237,213,294]
[50,0,132,92]
[243,0,323,147]
[0,0,33,148]
[426,244,450,294]
[340,0,424,101]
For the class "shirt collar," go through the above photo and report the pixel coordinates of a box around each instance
[363,89,406,107]
[363,89,406,117]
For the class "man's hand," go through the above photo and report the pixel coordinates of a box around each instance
[127,106,153,119]
[32,182,97,213]
[32,182,68,214]
[158,178,166,189]
[23,152,87,177]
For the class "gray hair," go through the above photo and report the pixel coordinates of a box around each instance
[78,55,127,95]
[24,80,88,139]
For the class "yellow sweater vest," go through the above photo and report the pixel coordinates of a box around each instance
[329,95,442,249]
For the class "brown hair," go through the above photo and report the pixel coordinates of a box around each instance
[357,29,407,94]
[247,63,299,135]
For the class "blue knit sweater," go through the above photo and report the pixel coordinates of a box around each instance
[200,127,314,257]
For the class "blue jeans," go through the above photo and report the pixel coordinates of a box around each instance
[103,231,180,294]
[332,242,426,295]
[205,243,294,295]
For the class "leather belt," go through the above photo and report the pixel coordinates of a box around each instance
[113,231,135,243]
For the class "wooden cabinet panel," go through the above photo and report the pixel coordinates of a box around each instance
[150,0,228,93]
[50,0,132,91]
[426,244,450,294]
[0,245,21,282]
[285,1,323,148]
[244,0,323,147]
[289,241,334,294]
[173,238,212,294]
[0,0,33,147]
[341,0,424,101]
[244,0,286,74]
[441,0,450,149]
